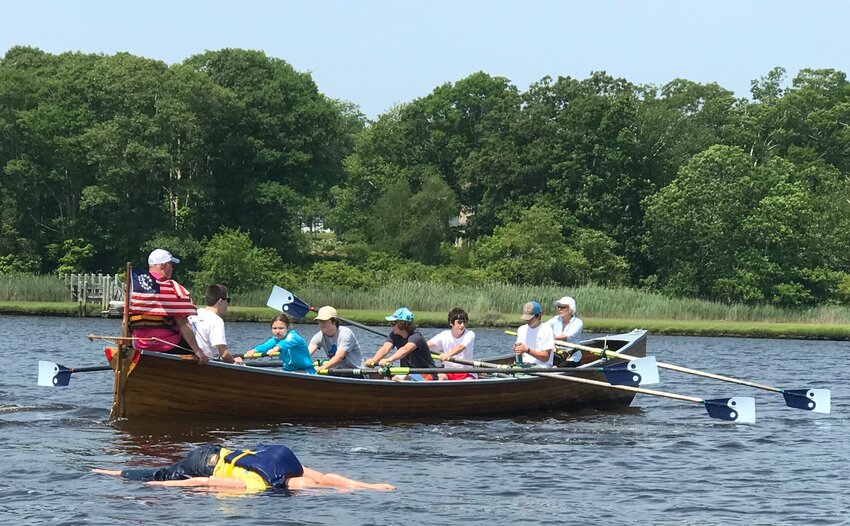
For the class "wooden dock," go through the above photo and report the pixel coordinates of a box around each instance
[62,273,125,317]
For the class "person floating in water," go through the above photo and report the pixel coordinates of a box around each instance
[91,443,395,492]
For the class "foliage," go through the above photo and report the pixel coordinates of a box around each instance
[470,204,577,285]
[141,234,205,273]
[429,265,490,286]
[0,47,357,273]
[50,238,95,274]
[646,146,850,305]
[190,228,283,292]
[306,260,375,290]
[363,174,457,264]
[0,254,40,274]
[4,47,850,308]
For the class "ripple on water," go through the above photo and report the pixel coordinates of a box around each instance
[2,322,847,525]
[0,402,77,414]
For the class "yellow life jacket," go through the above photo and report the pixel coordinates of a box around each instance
[212,448,270,492]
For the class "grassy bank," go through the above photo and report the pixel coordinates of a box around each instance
[3,301,850,340]
[237,282,850,324]
[3,275,850,339]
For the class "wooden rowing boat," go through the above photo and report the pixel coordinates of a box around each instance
[108,329,648,421]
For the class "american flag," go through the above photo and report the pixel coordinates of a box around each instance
[129,269,197,317]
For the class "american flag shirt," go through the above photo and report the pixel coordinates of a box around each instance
[129,269,197,317]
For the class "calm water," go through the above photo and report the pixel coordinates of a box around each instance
[0,314,846,525]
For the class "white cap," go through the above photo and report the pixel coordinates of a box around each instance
[314,306,338,321]
[554,296,576,311]
[148,249,180,265]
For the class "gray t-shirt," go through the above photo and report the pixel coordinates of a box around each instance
[308,325,363,369]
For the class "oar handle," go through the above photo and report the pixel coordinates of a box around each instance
[236,349,280,360]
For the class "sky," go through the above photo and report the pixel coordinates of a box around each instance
[2,1,849,119]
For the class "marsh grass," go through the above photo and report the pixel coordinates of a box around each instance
[237,281,850,325]
[6,274,850,328]
[0,274,69,302]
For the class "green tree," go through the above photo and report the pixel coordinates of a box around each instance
[332,72,521,242]
[307,260,375,290]
[470,205,584,285]
[364,174,458,264]
[181,49,362,258]
[191,228,283,292]
[646,145,850,304]
[645,145,759,297]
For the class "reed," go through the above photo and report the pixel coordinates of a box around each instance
[5,273,850,326]
[239,281,850,325]
[0,274,69,302]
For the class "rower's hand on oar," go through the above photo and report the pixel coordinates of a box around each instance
[378,359,392,367]
[243,350,259,359]
[195,353,209,365]
[513,342,528,355]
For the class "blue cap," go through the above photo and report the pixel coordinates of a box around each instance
[385,307,414,322]
[521,301,542,320]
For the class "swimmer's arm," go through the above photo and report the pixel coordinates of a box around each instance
[144,476,246,488]
[91,469,122,476]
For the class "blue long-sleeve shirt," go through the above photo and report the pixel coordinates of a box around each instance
[254,330,316,374]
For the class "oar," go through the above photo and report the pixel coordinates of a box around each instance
[236,349,280,360]
[433,354,657,386]
[267,285,388,338]
[544,336,831,415]
[38,350,194,387]
[440,353,755,423]
[317,363,657,384]
[38,361,112,387]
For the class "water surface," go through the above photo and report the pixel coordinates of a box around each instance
[1,315,845,525]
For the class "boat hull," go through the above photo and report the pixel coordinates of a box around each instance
[114,329,648,421]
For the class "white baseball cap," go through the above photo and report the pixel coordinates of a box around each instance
[148,248,180,265]
[554,296,576,311]
[314,306,338,321]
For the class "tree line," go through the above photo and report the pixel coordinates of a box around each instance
[2,46,850,307]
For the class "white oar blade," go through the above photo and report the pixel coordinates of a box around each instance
[704,397,756,424]
[599,356,658,386]
[627,356,660,386]
[266,285,294,312]
[38,360,63,387]
[729,397,756,424]
[783,389,831,414]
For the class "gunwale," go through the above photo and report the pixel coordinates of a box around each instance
[113,329,648,421]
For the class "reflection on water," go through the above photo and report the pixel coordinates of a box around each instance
[1,315,846,525]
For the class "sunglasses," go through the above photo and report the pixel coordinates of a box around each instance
[222,296,232,303]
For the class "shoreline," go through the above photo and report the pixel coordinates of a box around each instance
[3,301,850,341]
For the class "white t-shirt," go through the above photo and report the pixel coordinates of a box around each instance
[188,308,226,359]
[429,329,476,370]
[515,323,555,367]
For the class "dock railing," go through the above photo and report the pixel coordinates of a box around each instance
[62,273,125,315]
